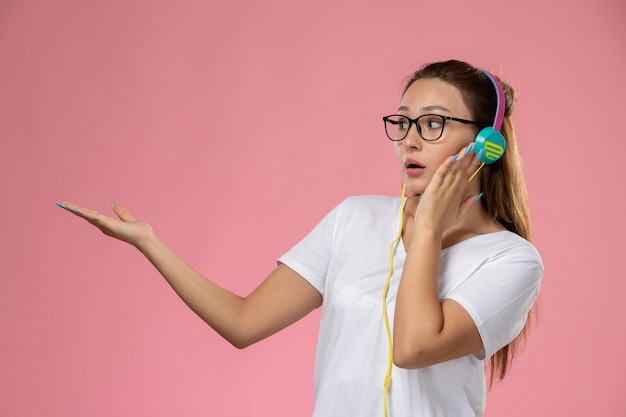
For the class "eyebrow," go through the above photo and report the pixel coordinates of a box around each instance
[397,104,452,113]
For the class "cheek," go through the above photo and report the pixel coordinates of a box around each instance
[423,144,453,168]
[433,153,454,168]
[394,143,404,165]
[433,138,473,164]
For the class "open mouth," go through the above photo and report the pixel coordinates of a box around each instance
[405,159,424,169]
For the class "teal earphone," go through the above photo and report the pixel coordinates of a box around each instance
[473,70,506,164]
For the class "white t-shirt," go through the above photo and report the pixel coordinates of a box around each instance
[279,195,543,417]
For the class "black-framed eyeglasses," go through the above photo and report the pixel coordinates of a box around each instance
[382,114,482,142]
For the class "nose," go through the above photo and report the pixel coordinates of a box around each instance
[402,123,422,149]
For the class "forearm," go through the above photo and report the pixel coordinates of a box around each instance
[59,201,321,349]
[137,233,250,347]
[393,227,444,367]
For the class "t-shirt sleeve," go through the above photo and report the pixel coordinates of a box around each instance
[277,201,344,296]
[446,241,544,360]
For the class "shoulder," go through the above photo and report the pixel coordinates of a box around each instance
[336,195,402,214]
[466,231,544,274]
[495,231,542,260]
[323,195,403,235]
[465,230,538,252]
[449,231,543,269]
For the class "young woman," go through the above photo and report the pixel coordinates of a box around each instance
[58,59,543,417]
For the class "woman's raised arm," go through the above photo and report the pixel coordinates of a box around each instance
[57,202,322,349]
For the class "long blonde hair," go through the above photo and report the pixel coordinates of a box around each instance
[404,60,535,383]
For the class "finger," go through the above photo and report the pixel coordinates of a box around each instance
[70,205,108,225]
[431,161,450,188]
[443,151,472,183]
[57,201,86,217]
[449,146,482,182]
[58,201,117,231]
[111,203,136,223]
[56,201,80,215]
[447,145,473,173]
[458,144,479,168]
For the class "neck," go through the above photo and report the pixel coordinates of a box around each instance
[402,195,504,249]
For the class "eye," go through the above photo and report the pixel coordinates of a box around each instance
[396,116,410,131]
[420,115,443,131]
[426,119,442,130]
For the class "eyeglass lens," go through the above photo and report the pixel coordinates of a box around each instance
[385,115,445,141]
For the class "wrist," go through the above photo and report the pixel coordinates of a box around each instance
[408,225,442,255]
[414,221,444,240]
[134,225,158,252]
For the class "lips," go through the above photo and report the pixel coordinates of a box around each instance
[405,158,425,176]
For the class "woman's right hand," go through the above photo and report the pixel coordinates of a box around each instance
[56,202,154,248]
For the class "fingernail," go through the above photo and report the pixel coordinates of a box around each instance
[465,143,475,155]
[111,202,116,208]
[71,207,80,215]
[474,192,484,202]
[451,154,459,162]
[56,202,70,211]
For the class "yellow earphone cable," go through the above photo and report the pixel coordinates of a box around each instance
[382,183,406,417]
[382,161,479,416]
[468,162,485,183]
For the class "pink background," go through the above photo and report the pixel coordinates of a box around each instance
[1,0,624,415]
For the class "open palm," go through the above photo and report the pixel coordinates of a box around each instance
[57,202,154,248]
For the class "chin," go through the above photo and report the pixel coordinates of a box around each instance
[403,177,427,196]
[405,184,425,197]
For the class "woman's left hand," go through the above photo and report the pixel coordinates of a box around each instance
[414,144,483,234]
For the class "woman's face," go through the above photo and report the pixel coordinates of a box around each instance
[394,78,478,196]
